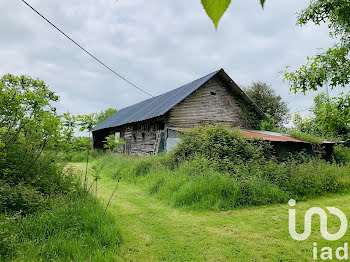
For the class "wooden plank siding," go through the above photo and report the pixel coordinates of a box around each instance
[109,117,166,155]
[167,76,250,129]
[93,75,256,154]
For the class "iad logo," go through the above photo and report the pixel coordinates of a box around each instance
[288,199,347,241]
[288,199,349,260]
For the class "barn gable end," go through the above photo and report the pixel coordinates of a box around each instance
[167,75,250,129]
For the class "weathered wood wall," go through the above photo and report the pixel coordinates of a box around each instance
[93,75,256,153]
[115,118,165,154]
[167,75,250,129]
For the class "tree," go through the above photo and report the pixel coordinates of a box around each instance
[0,74,60,152]
[0,74,73,214]
[95,108,118,126]
[283,0,350,93]
[244,82,289,127]
[293,92,350,138]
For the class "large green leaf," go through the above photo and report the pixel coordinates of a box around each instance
[201,0,231,29]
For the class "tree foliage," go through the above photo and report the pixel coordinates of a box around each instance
[95,108,118,126]
[284,0,350,93]
[244,82,289,127]
[0,74,74,214]
[294,92,350,138]
[201,0,266,29]
[0,74,60,152]
[260,114,276,131]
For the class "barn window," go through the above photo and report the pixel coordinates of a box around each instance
[133,133,136,141]
[115,132,120,142]
[142,133,145,140]
[211,91,216,96]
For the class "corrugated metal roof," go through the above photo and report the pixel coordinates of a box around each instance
[94,69,266,131]
[241,130,310,143]
[168,128,335,144]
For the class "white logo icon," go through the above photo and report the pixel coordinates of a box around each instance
[288,199,347,241]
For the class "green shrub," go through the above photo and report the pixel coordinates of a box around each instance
[171,125,270,172]
[0,182,47,215]
[95,152,350,210]
[0,196,121,261]
[333,144,350,164]
[0,142,78,214]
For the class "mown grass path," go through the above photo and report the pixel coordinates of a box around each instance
[73,163,350,261]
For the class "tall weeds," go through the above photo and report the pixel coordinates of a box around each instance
[94,125,350,210]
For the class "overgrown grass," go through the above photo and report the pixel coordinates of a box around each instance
[94,153,350,210]
[56,149,106,163]
[1,145,122,261]
[288,129,324,143]
[0,195,121,262]
[93,125,350,210]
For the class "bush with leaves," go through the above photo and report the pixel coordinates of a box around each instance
[293,92,350,139]
[260,114,277,132]
[103,134,125,152]
[171,125,271,172]
[0,74,76,214]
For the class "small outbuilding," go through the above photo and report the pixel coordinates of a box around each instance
[168,128,335,160]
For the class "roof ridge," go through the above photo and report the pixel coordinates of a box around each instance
[94,68,269,131]
[125,69,221,110]
[103,69,221,118]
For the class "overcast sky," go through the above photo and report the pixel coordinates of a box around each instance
[1,0,349,122]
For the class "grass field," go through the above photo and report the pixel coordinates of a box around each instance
[73,162,350,261]
[0,194,122,262]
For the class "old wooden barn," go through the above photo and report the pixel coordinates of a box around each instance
[92,68,335,157]
[93,69,267,153]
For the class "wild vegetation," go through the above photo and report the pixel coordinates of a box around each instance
[73,165,350,261]
[244,82,289,127]
[283,0,350,93]
[92,125,350,211]
[0,74,121,261]
[1,1,349,260]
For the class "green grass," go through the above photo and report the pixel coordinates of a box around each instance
[92,154,350,210]
[0,195,121,261]
[56,149,106,162]
[73,162,350,261]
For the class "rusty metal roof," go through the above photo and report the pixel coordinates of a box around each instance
[168,128,335,144]
[241,130,309,143]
